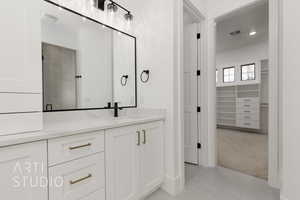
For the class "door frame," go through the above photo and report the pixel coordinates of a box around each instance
[183,20,201,165]
[176,0,207,191]
[211,0,281,188]
[176,0,281,192]
[183,0,206,168]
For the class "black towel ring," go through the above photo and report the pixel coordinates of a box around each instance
[140,70,150,83]
[121,75,129,86]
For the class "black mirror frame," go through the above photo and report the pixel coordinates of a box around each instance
[43,0,137,112]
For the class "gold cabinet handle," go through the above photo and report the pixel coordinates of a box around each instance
[142,130,146,144]
[137,131,141,146]
[70,174,92,185]
[69,143,92,150]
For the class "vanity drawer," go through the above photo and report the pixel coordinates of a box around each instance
[237,101,258,109]
[236,106,259,114]
[237,113,259,121]
[48,131,104,166]
[237,98,259,103]
[49,153,105,200]
[237,119,259,129]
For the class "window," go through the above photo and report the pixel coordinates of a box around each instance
[241,63,256,81]
[223,67,235,83]
[216,69,218,83]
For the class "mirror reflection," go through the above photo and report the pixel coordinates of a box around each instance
[41,2,136,111]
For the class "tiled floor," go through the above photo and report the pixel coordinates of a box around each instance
[146,165,279,200]
[217,128,268,179]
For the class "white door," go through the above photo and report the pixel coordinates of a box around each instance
[184,23,200,164]
[139,122,164,198]
[105,125,140,200]
[0,141,47,200]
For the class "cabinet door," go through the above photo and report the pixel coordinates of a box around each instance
[0,0,42,93]
[105,125,140,200]
[0,141,47,200]
[139,122,164,198]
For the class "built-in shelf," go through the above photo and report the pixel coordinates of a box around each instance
[217,83,260,129]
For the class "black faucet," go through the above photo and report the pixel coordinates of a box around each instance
[113,102,122,117]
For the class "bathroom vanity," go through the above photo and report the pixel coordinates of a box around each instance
[0,110,165,200]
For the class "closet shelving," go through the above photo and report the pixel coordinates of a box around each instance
[217,84,260,129]
[217,86,236,126]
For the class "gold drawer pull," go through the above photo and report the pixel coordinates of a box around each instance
[70,174,92,185]
[137,131,141,146]
[69,143,92,150]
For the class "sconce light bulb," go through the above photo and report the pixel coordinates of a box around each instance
[124,12,133,22]
[107,2,118,13]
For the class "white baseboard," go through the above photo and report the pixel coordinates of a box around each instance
[161,175,183,196]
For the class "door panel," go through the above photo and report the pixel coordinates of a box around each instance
[184,23,199,164]
[105,126,140,200]
[139,122,164,198]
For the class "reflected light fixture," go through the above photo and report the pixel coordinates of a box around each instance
[107,2,118,13]
[249,31,257,36]
[124,12,133,22]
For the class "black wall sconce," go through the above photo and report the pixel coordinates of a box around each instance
[121,75,129,86]
[140,70,150,83]
[94,0,133,22]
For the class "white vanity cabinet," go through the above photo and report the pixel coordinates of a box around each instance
[105,121,164,200]
[0,141,47,200]
[0,0,43,135]
[0,118,165,200]
[0,0,42,93]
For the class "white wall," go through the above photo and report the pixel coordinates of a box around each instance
[41,22,78,50]
[207,0,263,19]
[281,0,300,199]
[216,41,268,67]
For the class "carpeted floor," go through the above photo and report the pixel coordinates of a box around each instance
[217,128,268,180]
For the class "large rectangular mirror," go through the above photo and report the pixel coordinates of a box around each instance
[41,1,137,112]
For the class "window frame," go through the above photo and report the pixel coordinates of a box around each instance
[223,66,235,83]
[240,63,256,81]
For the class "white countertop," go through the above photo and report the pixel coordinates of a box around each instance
[0,109,165,148]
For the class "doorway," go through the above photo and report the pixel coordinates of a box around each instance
[215,2,269,180]
[183,5,202,166]
[42,43,78,111]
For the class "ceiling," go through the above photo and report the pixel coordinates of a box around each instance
[216,2,268,53]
